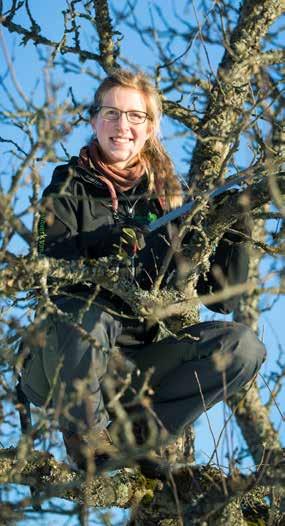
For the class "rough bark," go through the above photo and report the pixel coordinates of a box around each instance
[2,446,284,524]
[94,0,119,71]
[0,446,156,509]
[189,0,283,191]
[229,216,280,465]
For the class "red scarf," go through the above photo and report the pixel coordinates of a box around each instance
[78,141,145,211]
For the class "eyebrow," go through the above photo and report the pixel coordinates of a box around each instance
[102,106,147,112]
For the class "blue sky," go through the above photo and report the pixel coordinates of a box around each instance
[1,1,284,524]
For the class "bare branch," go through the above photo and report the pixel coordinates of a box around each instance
[0,15,102,64]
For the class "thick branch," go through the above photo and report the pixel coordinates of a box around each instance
[94,0,120,71]
[162,99,200,132]
[0,446,284,523]
[0,447,154,508]
[189,0,284,190]
[257,49,285,66]
[229,383,280,464]
[229,217,281,464]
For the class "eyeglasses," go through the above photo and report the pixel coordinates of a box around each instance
[95,106,150,124]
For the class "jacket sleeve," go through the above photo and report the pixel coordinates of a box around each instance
[38,167,121,260]
[196,216,251,314]
[38,168,80,259]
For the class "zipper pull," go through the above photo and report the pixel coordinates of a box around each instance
[113,210,120,223]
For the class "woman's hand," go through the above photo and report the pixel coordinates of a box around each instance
[117,225,146,259]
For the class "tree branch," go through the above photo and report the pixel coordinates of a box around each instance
[0,16,102,64]
[162,99,200,132]
[2,446,283,523]
[189,0,284,191]
[0,447,155,508]
[257,49,285,66]
[93,0,120,71]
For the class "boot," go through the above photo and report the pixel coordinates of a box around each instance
[63,413,170,479]
[129,412,170,479]
[63,428,119,471]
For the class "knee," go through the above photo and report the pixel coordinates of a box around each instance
[226,323,266,377]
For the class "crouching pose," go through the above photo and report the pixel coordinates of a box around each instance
[21,69,266,475]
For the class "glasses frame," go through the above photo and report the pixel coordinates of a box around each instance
[94,105,151,124]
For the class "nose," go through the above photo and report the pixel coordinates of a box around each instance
[116,112,130,130]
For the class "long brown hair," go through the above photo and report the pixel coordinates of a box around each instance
[89,69,183,210]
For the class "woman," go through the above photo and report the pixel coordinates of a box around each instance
[21,69,266,474]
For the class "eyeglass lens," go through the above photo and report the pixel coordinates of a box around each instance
[100,107,147,123]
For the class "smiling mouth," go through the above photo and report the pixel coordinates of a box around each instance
[111,137,132,144]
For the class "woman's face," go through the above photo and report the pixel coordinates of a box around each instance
[91,86,152,169]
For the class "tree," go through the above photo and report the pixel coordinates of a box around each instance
[0,0,285,524]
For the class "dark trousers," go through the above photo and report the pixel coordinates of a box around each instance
[21,298,266,437]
